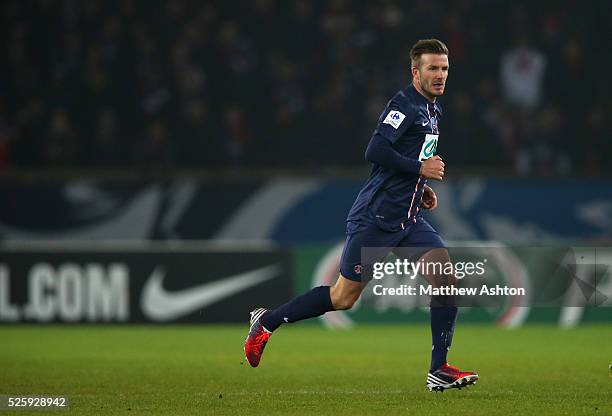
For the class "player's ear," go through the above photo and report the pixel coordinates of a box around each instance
[411,65,419,79]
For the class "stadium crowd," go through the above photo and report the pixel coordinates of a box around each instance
[0,0,610,175]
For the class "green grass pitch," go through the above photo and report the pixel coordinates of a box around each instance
[1,324,611,415]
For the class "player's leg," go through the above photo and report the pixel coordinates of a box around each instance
[244,274,361,367]
[243,281,336,367]
[398,218,478,390]
[419,247,479,390]
[260,273,361,332]
[259,228,367,333]
[244,222,397,367]
[417,247,458,371]
[330,274,362,310]
[244,227,371,367]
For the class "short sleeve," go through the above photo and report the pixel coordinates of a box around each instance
[374,101,417,144]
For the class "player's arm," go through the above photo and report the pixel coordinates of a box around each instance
[365,135,445,180]
[365,133,421,174]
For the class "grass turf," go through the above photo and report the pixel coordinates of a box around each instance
[1,324,611,415]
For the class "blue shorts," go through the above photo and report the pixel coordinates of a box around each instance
[339,217,445,282]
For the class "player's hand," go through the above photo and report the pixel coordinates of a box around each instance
[419,155,445,180]
[420,184,437,210]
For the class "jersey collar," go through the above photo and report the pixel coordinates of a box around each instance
[406,84,442,117]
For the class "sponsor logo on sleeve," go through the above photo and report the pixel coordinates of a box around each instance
[383,110,406,129]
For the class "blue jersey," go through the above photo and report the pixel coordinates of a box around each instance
[347,83,442,232]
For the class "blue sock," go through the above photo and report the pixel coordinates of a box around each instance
[260,286,334,332]
[430,304,458,371]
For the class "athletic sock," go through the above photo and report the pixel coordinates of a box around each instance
[260,286,334,332]
[429,297,458,372]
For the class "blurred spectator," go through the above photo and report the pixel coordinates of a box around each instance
[43,109,78,166]
[515,105,569,176]
[141,121,174,169]
[221,105,251,167]
[175,99,216,167]
[90,108,123,166]
[500,37,547,111]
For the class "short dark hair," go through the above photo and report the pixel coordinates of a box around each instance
[410,39,449,69]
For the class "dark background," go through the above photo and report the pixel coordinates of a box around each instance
[1,0,610,177]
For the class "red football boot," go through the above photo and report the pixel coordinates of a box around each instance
[426,363,479,392]
[244,308,272,367]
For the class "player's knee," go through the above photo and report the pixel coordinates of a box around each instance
[443,274,458,287]
[419,248,459,287]
[332,291,359,310]
[330,281,361,310]
[429,273,457,289]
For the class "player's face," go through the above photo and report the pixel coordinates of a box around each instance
[412,54,449,100]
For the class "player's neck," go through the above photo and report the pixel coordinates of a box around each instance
[412,80,436,103]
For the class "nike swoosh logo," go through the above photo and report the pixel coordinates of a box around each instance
[421,120,430,126]
[141,264,282,321]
